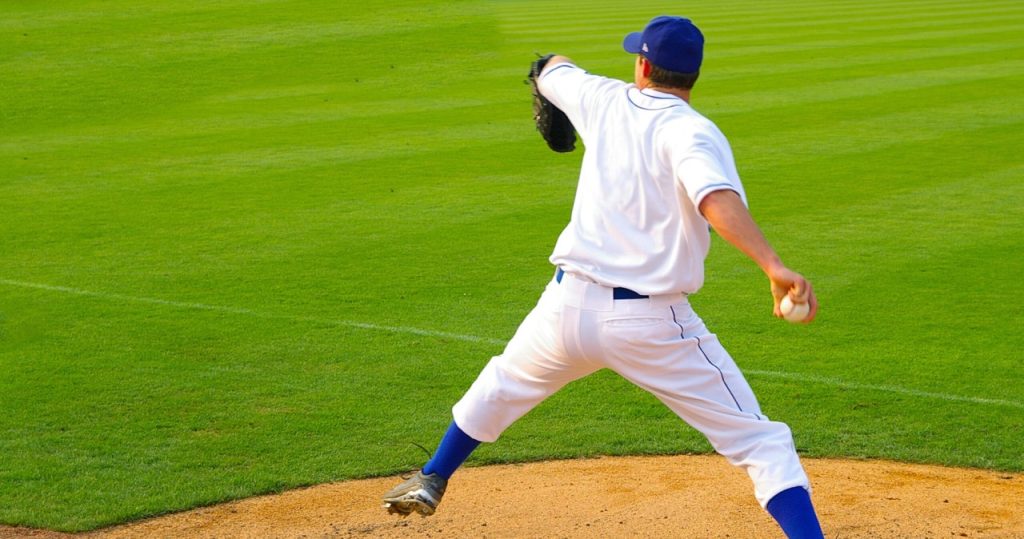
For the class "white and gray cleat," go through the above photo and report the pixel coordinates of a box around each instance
[382,471,448,517]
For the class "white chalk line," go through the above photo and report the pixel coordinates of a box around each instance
[0,278,505,346]
[744,370,1024,410]
[3,277,1021,410]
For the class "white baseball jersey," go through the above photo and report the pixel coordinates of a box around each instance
[539,62,747,296]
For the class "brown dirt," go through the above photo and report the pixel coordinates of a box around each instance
[3,455,1022,538]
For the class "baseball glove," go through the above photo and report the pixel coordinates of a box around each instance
[527,54,576,153]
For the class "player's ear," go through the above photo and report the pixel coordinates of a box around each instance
[634,55,653,87]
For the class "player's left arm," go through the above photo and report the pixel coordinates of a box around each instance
[539,55,573,75]
[699,189,818,323]
[536,55,625,135]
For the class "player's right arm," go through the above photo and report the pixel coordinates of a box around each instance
[699,189,818,323]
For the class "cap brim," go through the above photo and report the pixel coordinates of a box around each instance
[622,31,643,53]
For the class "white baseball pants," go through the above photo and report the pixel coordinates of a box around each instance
[452,270,810,507]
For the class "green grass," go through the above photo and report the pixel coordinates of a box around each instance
[2,0,1023,531]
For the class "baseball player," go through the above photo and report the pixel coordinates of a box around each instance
[383,16,824,538]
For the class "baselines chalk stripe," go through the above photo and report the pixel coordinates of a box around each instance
[3,277,1021,410]
[0,278,505,346]
[744,370,1024,410]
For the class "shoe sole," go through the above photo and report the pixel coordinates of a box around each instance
[383,497,436,516]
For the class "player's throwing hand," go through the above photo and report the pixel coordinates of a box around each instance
[769,267,817,324]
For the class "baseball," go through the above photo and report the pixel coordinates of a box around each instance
[780,295,810,323]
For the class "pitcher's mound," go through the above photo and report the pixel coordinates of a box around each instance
[8,455,1023,538]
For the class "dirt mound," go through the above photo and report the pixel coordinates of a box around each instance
[4,455,1021,538]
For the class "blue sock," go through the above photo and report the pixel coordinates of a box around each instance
[421,421,481,479]
[766,486,824,539]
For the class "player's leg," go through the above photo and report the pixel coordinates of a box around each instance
[421,421,481,479]
[384,279,599,516]
[596,298,823,538]
[452,282,601,443]
[391,294,578,488]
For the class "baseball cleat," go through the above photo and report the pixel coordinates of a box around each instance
[382,470,447,517]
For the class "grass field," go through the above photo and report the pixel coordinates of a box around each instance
[2,0,1023,532]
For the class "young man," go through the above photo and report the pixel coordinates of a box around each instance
[383,16,825,538]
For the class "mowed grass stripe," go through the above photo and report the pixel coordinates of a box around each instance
[706,3,1024,33]
[0,125,536,219]
[794,163,1024,288]
[0,0,314,30]
[1,94,493,145]
[734,107,1023,206]
[495,0,1023,34]
[1,1,496,132]
[1,2,475,46]
[712,22,1024,54]
[734,98,1023,179]
[2,117,527,181]
[703,41,1021,81]
[703,60,1024,117]
[499,5,1024,37]
[494,0,1023,22]
[0,94,510,158]
[494,0,1024,52]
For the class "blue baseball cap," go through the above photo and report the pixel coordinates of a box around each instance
[622,16,704,73]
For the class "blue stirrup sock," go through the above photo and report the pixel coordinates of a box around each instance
[421,421,481,479]
[766,486,825,539]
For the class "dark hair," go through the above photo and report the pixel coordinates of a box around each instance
[645,56,699,90]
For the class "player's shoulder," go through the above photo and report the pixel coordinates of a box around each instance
[657,103,719,134]
[654,104,730,153]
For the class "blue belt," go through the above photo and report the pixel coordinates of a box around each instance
[555,268,648,300]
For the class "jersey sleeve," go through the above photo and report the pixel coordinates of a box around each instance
[671,123,747,209]
[537,62,625,137]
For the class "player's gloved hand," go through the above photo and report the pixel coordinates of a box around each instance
[769,267,818,323]
[527,54,577,153]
